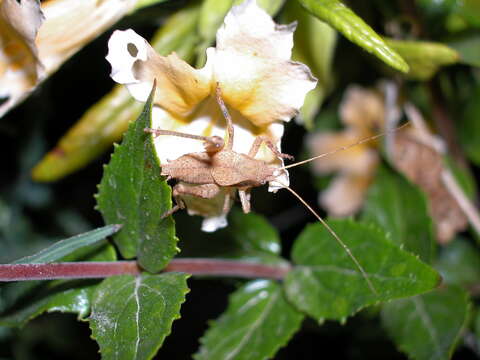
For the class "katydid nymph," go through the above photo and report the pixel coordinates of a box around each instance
[145,85,391,295]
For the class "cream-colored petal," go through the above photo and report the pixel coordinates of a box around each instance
[0,0,44,115]
[204,0,317,127]
[106,29,212,116]
[210,48,317,127]
[216,0,295,60]
[0,0,137,118]
[320,174,372,217]
[340,85,385,131]
[38,0,136,73]
[307,130,379,175]
[202,214,228,232]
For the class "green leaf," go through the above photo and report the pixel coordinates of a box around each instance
[459,84,480,165]
[229,210,281,256]
[385,39,459,80]
[449,35,480,67]
[195,280,303,360]
[12,224,121,264]
[382,286,471,360]
[284,220,440,321]
[0,243,116,327]
[133,0,168,11]
[435,238,480,287]
[0,280,100,327]
[96,85,177,271]
[297,0,408,73]
[362,165,435,263]
[89,273,189,360]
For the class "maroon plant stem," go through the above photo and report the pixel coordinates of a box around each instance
[0,259,291,282]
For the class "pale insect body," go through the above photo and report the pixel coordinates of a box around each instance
[145,85,384,295]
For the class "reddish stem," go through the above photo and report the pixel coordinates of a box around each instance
[0,258,291,282]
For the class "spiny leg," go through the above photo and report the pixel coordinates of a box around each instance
[144,128,224,153]
[238,189,251,213]
[248,136,294,160]
[161,197,185,219]
[222,189,234,214]
[215,84,234,150]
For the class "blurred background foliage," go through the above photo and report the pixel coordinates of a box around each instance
[1,0,480,359]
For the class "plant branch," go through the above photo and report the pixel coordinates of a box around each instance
[0,258,291,282]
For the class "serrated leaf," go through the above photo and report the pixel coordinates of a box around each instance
[89,273,189,360]
[284,220,440,321]
[385,39,459,80]
[297,0,408,72]
[96,85,177,270]
[435,237,480,287]
[195,280,303,360]
[362,165,435,263]
[0,243,116,327]
[229,210,281,256]
[382,286,471,360]
[12,224,121,264]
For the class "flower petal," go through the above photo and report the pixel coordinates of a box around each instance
[208,0,317,127]
[307,130,379,175]
[0,0,44,114]
[340,85,385,131]
[320,174,372,216]
[38,0,137,72]
[106,29,211,117]
[216,0,295,60]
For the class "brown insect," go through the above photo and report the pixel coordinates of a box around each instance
[145,85,388,294]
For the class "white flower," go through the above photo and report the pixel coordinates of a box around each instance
[106,0,317,231]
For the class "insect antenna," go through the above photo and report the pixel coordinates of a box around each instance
[281,123,409,171]
[275,180,378,295]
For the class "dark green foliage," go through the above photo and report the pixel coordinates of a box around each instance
[284,220,440,321]
[382,286,471,360]
[195,280,303,360]
[89,273,189,360]
[1,0,480,359]
[96,86,177,271]
[362,165,435,263]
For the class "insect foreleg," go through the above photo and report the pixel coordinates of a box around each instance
[238,189,251,213]
[248,136,294,161]
[144,128,224,153]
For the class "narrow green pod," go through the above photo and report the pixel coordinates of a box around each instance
[385,39,460,80]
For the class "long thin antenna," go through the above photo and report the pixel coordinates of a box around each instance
[279,184,378,295]
[282,123,409,170]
